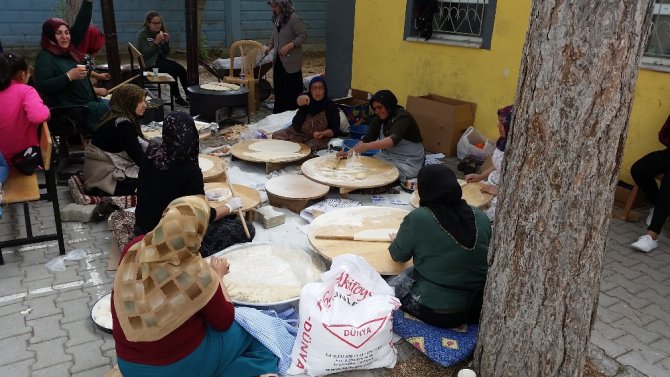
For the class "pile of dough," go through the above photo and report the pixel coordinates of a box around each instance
[200,82,241,91]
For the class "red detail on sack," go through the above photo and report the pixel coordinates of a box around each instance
[296,317,312,369]
[323,316,388,349]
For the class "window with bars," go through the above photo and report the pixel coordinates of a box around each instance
[405,0,497,49]
[642,0,670,68]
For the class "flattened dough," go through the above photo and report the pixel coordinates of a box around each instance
[353,228,398,242]
[198,157,214,171]
[249,140,301,154]
[355,172,367,180]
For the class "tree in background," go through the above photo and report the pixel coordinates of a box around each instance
[473,1,654,376]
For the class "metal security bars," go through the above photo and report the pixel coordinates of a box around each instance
[432,0,489,41]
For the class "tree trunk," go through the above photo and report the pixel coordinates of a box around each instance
[473,1,654,376]
[63,0,84,24]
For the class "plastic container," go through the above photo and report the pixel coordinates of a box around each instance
[342,138,380,156]
[348,123,369,140]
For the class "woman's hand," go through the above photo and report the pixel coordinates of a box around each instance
[297,94,310,106]
[67,66,88,81]
[480,184,498,196]
[465,173,483,183]
[210,256,230,278]
[389,232,396,241]
[99,72,111,80]
[352,142,369,154]
[155,31,167,44]
[279,42,294,57]
[224,197,243,214]
[94,87,108,97]
[336,150,349,159]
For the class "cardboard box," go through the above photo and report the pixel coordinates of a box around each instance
[406,94,476,156]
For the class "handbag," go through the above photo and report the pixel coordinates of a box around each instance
[11,146,42,175]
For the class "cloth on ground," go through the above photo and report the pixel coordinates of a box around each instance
[392,310,478,367]
[68,174,137,208]
[234,307,298,375]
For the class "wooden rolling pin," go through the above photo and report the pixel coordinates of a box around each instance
[314,228,397,242]
[222,166,251,239]
[106,74,140,94]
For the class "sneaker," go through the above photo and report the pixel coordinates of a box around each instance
[91,200,120,222]
[646,208,654,227]
[631,234,658,253]
[175,97,189,107]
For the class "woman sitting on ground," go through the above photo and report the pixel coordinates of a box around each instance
[272,76,343,151]
[34,0,108,134]
[465,105,513,221]
[83,84,147,197]
[133,112,253,257]
[0,52,50,166]
[389,165,492,328]
[112,195,279,377]
[137,11,189,107]
[338,89,425,184]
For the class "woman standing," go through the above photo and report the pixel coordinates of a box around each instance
[137,11,189,107]
[34,0,108,134]
[0,52,50,165]
[83,84,148,197]
[465,105,513,221]
[266,0,307,114]
[272,76,343,151]
[133,112,253,257]
[112,196,278,377]
[389,165,491,328]
[340,90,425,184]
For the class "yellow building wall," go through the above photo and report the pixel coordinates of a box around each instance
[351,0,670,182]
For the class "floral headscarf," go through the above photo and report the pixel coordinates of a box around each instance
[40,18,85,62]
[146,111,199,171]
[269,0,295,27]
[97,84,147,136]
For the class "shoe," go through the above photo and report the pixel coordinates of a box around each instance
[91,199,120,222]
[631,234,658,253]
[646,208,654,227]
[175,97,189,107]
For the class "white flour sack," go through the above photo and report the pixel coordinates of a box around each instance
[287,254,400,376]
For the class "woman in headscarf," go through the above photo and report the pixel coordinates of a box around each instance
[137,11,189,107]
[265,0,307,114]
[83,84,147,197]
[465,105,513,220]
[389,165,491,328]
[112,196,278,377]
[339,89,425,183]
[271,76,343,151]
[134,111,253,257]
[34,0,108,134]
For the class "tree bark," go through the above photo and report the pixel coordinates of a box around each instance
[63,0,84,24]
[473,1,654,376]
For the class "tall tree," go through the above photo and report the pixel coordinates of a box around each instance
[473,1,654,376]
[62,0,84,24]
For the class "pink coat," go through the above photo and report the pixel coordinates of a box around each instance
[0,81,50,165]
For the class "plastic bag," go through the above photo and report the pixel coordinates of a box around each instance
[456,126,495,162]
[287,254,400,376]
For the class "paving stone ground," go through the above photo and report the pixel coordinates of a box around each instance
[0,105,668,377]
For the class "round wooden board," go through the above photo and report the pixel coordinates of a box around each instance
[301,155,399,190]
[308,206,411,275]
[409,182,493,209]
[203,182,261,211]
[199,154,227,182]
[231,140,311,163]
[265,174,330,200]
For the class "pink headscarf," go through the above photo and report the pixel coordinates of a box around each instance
[40,18,85,62]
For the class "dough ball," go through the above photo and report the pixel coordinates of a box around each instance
[355,172,367,180]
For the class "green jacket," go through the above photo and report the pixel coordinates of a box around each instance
[137,28,171,68]
[389,206,491,312]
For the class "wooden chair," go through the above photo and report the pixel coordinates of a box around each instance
[0,123,65,265]
[617,174,663,222]
[127,42,176,110]
[223,40,265,115]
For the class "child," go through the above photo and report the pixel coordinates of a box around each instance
[0,152,8,218]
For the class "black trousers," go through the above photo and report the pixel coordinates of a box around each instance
[631,148,670,234]
[272,56,302,114]
[399,293,482,329]
[155,56,188,99]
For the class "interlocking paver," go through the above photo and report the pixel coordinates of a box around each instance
[32,361,73,377]
[55,288,90,304]
[4,359,34,377]
[611,318,662,344]
[25,294,63,321]
[66,339,109,374]
[0,312,32,341]
[62,320,105,348]
[0,302,29,318]
[598,292,619,308]
[28,314,67,344]
[58,297,94,324]
[71,365,113,377]
[0,334,33,366]
[590,331,631,359]
[31,337,72,370]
